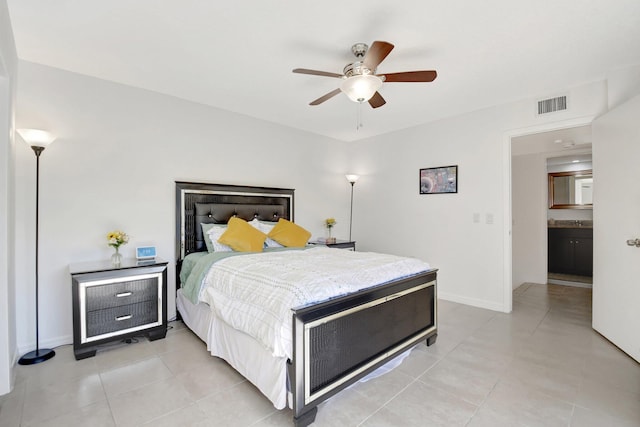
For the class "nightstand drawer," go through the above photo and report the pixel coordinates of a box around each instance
[86,301,159,339]
[85,278,157,311]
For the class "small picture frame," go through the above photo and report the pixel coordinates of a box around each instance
[136,246,157,260]
[420,165,458,194]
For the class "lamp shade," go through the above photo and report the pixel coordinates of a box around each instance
[345,174,360,184]
[340,75,383,103]
[17,129,56,148]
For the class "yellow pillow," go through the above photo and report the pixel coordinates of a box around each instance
[267,218,311,247]
[218,217,266,252]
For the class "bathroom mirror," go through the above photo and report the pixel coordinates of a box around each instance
[548,170,593,209]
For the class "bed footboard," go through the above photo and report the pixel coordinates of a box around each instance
[290,269,437,426]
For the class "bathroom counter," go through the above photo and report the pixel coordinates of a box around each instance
[548,220,593,229]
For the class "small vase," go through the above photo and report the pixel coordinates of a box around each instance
[326,228,335,244]
[111,247,122,266]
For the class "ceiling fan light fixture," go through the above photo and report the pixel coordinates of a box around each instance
[340,75,383,103]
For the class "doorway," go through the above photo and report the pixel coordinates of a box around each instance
[546,154,593,287]
[505,119,594,312]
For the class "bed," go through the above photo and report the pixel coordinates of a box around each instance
[175,181,438,426]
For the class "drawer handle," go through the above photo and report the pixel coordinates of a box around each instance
[116,292,133,298]
[115,315,132,321]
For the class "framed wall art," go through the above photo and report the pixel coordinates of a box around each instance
[419,165,458,194]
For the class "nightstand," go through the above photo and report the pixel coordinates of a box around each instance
[311,239,356,251]
[69,257,168,360]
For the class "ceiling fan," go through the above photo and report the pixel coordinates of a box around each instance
[293,41,437,108]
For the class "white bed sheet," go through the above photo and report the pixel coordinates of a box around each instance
[176,289,289,409]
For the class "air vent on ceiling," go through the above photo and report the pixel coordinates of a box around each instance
[537,95,567,115]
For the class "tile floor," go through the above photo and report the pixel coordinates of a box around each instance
[1,283,639,426]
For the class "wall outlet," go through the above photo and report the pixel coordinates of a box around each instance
[473,213,480,223]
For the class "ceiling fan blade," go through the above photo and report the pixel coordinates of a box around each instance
[363,41,394,71]
[293,68,343,78]
[368,91,386,108]
[309,88,342,105]
[381,70,437,83]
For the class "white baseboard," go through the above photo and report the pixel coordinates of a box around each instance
[17,335,73,357]
[547,279,592,288]
[438,292,509,313]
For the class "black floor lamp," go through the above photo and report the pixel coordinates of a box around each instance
[17,129,56,365]
[345,174,359,241]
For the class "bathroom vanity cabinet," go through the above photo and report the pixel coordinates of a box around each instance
[548,227,593,277]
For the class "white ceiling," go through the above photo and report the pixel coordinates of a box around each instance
[7,0,640,142]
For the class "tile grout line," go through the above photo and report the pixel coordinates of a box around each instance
[356,350,452,426]
[463,379,502,426]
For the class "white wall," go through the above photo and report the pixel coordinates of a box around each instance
[547,209,593,222]
[14,61,351,353]
[13,54,640,357]
[0,0,17,396]
[512,153,547,288]
[346,80,608,312]
[607,64,640,110]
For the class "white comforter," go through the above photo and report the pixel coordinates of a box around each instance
[199,247,430,359]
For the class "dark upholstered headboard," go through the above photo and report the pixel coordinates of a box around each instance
[175,182,294,260]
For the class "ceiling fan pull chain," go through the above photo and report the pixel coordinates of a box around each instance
[356,102,363,130]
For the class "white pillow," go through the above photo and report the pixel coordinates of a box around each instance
[207,225,233,252]
[249,219,283,248]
